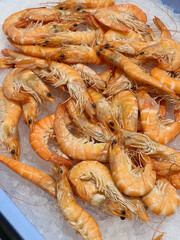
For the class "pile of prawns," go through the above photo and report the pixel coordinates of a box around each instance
[0,0,180,239]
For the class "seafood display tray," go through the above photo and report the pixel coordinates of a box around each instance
[0,0,180,240]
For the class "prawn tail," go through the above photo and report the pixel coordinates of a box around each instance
[50,155,74,166]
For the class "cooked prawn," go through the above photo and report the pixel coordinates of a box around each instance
[69,176,132,217]
[95,7,153,36]
[97,48,179,100]
[0,154,56,197]
[138,91,180,144]
[29,114,73,165]
[153,16,171,39]
[53,165,103,240]
[142,178,180,217]
[54,45,103,65]
[109,142,156,196]
[25,7,86,23]
[103,69,134,96]
[151,67,180,94]
[16,59,95,117]
[68,161,149,222]
[72,64,106,90]
[109,4,147,23]
[0,58,15,69]
[88,88,119,133]
[121,130,180,172]
[137,39,180,72]
[54,103,108,162]
[0,88,21,160]
[3,68,55,104]
[67,99,112,142]
[6,21,79,45]
[54,0,114,10]
[110,90,138,131]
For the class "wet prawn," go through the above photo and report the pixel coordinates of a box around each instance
[0,88,21,160]
[138,91,180,144]
[109,141,156,196]
[29,114,73,165]
[53,165,103,240]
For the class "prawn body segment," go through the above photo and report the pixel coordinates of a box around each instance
[29,114,73,165]
[111,90,138,131]
[151,67,180,94]
[137,39,180,72]
[54,104,108,162]
[54,166,103,240]
[138,91,180,144]
[0,154,56,197]
[109,143,156,196]
[142,178,180,217]
[0,88,21,160]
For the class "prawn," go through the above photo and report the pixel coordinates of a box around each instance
[54,45,103,65]
[88,88,119,133]
[137,39,180,72]
[0,58,15,69]
[69,177,132,218]
[54,0,114,10]
[2,8,31,34]
[110,90,138,131]
[109,142,156,197]
[95,7,153,37]
[53,165,103,240]
[3,68,55,104]
[0,88,21,160]
[0,154,56,197]
[72,64,106,90]
[97,48,179,100]
[121,130,180,172]
[68,161,149,222]
[138,91,180,144]
[67,99,112,142]
[109,4,147,23]
[25,7,86,23]
[29,114,73,166]
[15,58,95,117]
[151,67,180,94]
[142,178,180,217]
[37,29,97,47]
[6,21,79,45]
[54,103,108,162]
[103,69,134,96]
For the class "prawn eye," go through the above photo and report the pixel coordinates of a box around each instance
[11,149,15,155]
[139,51,144,55]
[60,168,63,174]
[99,49,103,52]
[111,139,117,148]
[47,92,52,98]
[73,23,78,27]
[121,210,126,215]
[109,121,114,126]
[92,103,96,108]
[110,127,114,132]
[28,119,32,125]
[76,7,81,11]
[59,7,63,10]
[60,54,66,58]
[96,51,101,56]
[120,217,126,220]
[105,43,109,49]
